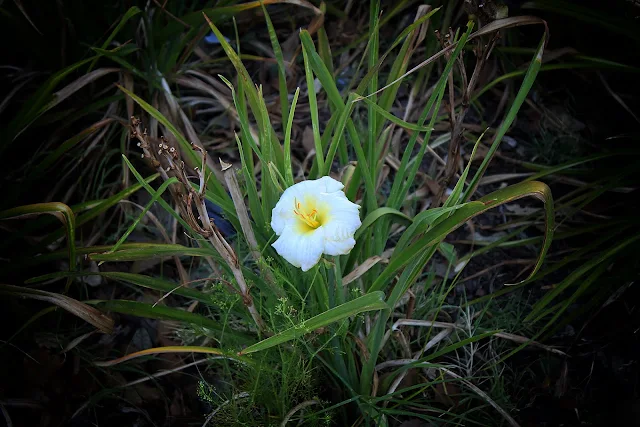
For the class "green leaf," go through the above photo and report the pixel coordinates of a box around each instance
[299,30,377,211]
[95,300,253,344]
[203,13,283,169]
[261,2,289,124]
[394,204,474,253]
[301,30,325,174]
[283,88,300,187]
[463,33,545,201]
[27,271,216,307]
[4,56,97,146]
[355,207,412,240]
[356,96,434,132]
[89,243,212,262]
[88,6,141,72]
[371,181,555,293]
[239,292,388,354]
[108,176,179,254]
[34,119,114,172]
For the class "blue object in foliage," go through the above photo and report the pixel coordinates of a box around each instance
[204,199,235,237]
[204,31,230,45]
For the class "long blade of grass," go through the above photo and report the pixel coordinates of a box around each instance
[4,55,97,146]
[107,176,179,254]
[355,208,412,241]
[283,88,300,187]
[95,300,252,342]
[463,33,546,200]
[203,13,284,169]
[239,292,387,354]
[89,243,212,262]
[394,203,475,252]
[0,284,113,333]
[261,2,289,124]
[88,6,141,72]
[298,31,377,211]
[356,96,434,132]
[371,180,554,294]
[93,345,249,367]
[27,271,216,307]
[301,30,324,174]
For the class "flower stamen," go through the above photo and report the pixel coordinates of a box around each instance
[293,198,320,229]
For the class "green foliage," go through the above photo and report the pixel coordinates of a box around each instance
[10,1,624,425]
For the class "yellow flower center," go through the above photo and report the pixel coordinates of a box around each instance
[293,198,321,229]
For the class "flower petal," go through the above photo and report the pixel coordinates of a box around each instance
[316,176,344,193]
[322,194,361,234]
[272,225,325,272]
[271,187,298,235]
[323,236,356,256]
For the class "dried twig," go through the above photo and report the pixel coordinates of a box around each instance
[130,116,267,333]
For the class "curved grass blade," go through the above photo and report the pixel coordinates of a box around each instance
[356,96,434,132]
[94,345,249,367]
[261,2,289,124]
[26,271,216,307]
[394,203,477,253]
[355,207,412,241]
[0,284,113,333]
[94,300,252,344]
[0,202,77,278]
[34,118,115,172]
[4,56,96,146]
[463,33,546,200]
[239,291,387,355]
[370,181,554,293]
[89,243,213,262]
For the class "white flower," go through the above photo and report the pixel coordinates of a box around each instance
[271,176,361,272]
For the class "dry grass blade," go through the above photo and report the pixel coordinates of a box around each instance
[61,330,96,353]
[0,284,113,334]
[220,159,279,294]
[438,367,521,427]
[0,202,77,287]
[51,68,119,110]
[342,255,388,285]
[0,401,12,427]
[12,0,42,34]
[390,318,565,355]
[598,72,640,124]
[93,345,244,367]
[280,399,321,426]
[494,332,566,356]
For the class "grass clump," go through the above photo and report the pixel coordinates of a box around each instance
[2,1,639,426]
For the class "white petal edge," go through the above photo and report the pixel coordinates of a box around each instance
[323,236,356,256]
[272,225,326,272]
